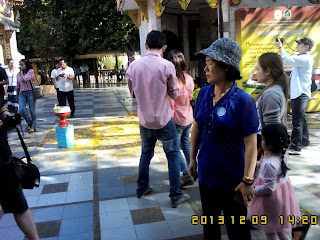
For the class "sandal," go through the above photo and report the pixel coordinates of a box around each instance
[25,125,31,132]
[28,128,36,133]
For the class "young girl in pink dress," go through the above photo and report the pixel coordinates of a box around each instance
[247,123,301,240]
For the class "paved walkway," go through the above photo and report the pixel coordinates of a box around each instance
[0,86,319,240]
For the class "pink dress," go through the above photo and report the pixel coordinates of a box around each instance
[247,153,301,233]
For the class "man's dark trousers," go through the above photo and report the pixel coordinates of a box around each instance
[60,90,75,116]
[290,93,310,151]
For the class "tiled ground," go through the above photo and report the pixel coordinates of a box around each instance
[1,84,320,239]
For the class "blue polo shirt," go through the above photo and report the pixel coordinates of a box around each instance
[194,84,258,190]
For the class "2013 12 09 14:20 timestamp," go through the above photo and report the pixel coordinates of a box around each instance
[280,215,319,225]
[191,215,319,225]
[191,215,267,225]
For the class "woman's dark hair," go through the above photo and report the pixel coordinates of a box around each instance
[255,53,289,101]
[146,30,166,49]
[6,58,13,65]
[215,61,242,82]
[194,77,201,86]
[167,50,187,84]
[262,123,290,177]
[20,59,33,73]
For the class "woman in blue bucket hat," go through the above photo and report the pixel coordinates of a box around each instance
[189,38,259,239]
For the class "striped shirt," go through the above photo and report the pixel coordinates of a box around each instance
[17,69,35,92]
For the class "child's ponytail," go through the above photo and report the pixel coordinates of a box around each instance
[280,147,289,177]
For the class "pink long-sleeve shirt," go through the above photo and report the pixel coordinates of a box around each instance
[255,153,289,195]
[126,51,178,129]
[168,72,194,126]
[17,69,35,92]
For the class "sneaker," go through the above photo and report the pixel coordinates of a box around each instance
[137,186,154,198]
[171,194,190,208]
[180,173,194,188]
[302,145,309,150]
[288,148,301,155]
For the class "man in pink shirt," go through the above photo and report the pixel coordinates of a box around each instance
[126,30,189,208]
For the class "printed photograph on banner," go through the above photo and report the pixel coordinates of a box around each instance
[235,6,320,98]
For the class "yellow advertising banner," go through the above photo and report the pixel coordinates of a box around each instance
[235,6,320,96]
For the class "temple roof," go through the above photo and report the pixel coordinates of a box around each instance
[118,0,218,16]
[8,0,24,6]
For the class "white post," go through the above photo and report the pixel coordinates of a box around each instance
[139,0,161,56]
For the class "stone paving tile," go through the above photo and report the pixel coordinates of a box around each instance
[101,226,137,240]
[37,192,67,207]
[131,207,166,225]
[100,210,133,230]
[63,202,94,219]
[59,216,93,236]
[33,206,64,223]
[35,220,61,239]
[168,218,203,238]
[58,232,94,240]
[41,182,69,194]
[100,198,129,215]
[134,221,173,240]
[0,225,25,240]
[122,174,138,185]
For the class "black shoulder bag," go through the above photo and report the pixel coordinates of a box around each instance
[14,127,41,189]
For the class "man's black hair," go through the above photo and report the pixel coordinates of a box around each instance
[146,30,166,49]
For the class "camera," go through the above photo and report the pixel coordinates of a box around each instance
[1,113,21,129]
[276,38,284,43]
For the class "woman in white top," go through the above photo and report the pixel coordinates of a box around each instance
[5,59,19,114]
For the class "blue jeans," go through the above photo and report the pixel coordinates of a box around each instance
[137,118,182,201]
[19,91,37,128]
[175,123,192,174]
[290,94,309,151]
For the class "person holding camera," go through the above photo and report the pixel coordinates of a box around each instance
[56,58,75,118]
[16,59,37,133]
[0,105,39,240]
[275,37,314,155]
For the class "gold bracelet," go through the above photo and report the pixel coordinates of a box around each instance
[243,176,254,181]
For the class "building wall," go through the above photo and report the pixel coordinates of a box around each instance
[199,7,218,49]
[161,14,179,37]
[228,0,318,39]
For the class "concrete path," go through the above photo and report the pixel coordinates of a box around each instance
[0,86,319,239]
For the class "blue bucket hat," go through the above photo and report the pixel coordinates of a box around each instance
[196,37,242,77]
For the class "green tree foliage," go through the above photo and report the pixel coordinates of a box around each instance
[17,0,66,59]
[17,0,139,59]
